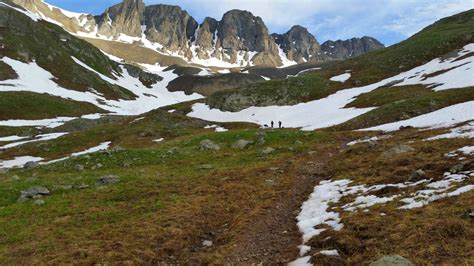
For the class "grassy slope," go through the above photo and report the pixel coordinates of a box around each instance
[0,92,105,120]
[0,4,138,100]
[309,128,474,265]
[207,9,474,112]
[0,110,333,263]
[335,86,474,130]
[0,110,472,264]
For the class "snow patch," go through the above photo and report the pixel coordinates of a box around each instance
[71,141,111,157]
[0,135,28,142]
[277,46,297,68]
[426,121,474,140]
[319,250,339,256]
[347,135,391,146]
[330,73,351,83]
[0,132,68,149]
[0,156,43,169]
[0,117,76,128]
[363,102,474,132]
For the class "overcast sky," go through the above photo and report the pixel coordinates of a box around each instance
[45,0,474,46]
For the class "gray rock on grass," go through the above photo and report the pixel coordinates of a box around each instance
[383,145,415,157]
[261,147,275,156]
[231,139,253,149]
[96,175,120,186]
[369,255,414,266]
[18,186,50,202]
[23,161,39,169]
[200,139,220,151]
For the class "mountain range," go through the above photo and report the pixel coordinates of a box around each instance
[10,0,384,68]
[0,0,473,264]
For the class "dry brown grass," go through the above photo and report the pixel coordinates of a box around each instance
[301,127,474,264]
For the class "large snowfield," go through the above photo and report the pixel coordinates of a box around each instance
[189,43,474,131]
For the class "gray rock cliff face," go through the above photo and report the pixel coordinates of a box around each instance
[321,36,385,60]
[193,17,219,58]
[191,10,282,66]
[97,0,145,38]
[143,4,198,55]
[272,25,323,63]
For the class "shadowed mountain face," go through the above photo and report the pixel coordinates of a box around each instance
[97,0,145,38]
[272,25,323,63]
[10,0,384,67]
[321,37,385,60]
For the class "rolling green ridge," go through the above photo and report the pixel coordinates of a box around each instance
[0,92,106,120]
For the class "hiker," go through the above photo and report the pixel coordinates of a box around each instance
[279,121,282,128]
[271,121,274,128]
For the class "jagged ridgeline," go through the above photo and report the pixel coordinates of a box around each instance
[9,0,384,67]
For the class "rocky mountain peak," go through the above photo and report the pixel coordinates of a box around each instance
[193,17,219,57]
[321,36,385,59]
[143,4,198,54]
[97,0,145,38]
[272,25,322,63]
[10,0,385,67]
[218,9,274,52]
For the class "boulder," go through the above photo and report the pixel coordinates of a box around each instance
[202,240,213,247]
[261,147,275,156]
[369,255,414,266]
[18,186,50,202]
[450,162,468,174]
[23,161,39,169]
[200,139,220,151]
[409,169,426,181]
[96,175,120,186]
[231,139,253,149]
[199,164,214,170]
[383,145,415,157]
[74,164,84,172]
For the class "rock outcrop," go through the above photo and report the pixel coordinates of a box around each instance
[215,10,281,66]
[143,4,198,55]
[97,0,145,38]
[321,36,384,60]
[272,25,322,63]
[191,10,282,66]
[193,17,219,58]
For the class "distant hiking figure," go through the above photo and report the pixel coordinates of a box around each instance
[278,121,282,128]
[271,121,274,128]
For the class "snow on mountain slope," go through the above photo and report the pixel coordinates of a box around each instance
[395,43,474,91]
[0,57,203,116]
[330,72,351,83]
[362,101,474,132]
[188,44,474,130]
[8,0,297,69]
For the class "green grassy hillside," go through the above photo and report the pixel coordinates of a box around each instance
[0,2,162,101]
[0,92,106,120]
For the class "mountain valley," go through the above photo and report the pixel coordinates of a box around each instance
[0,0,473,264]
